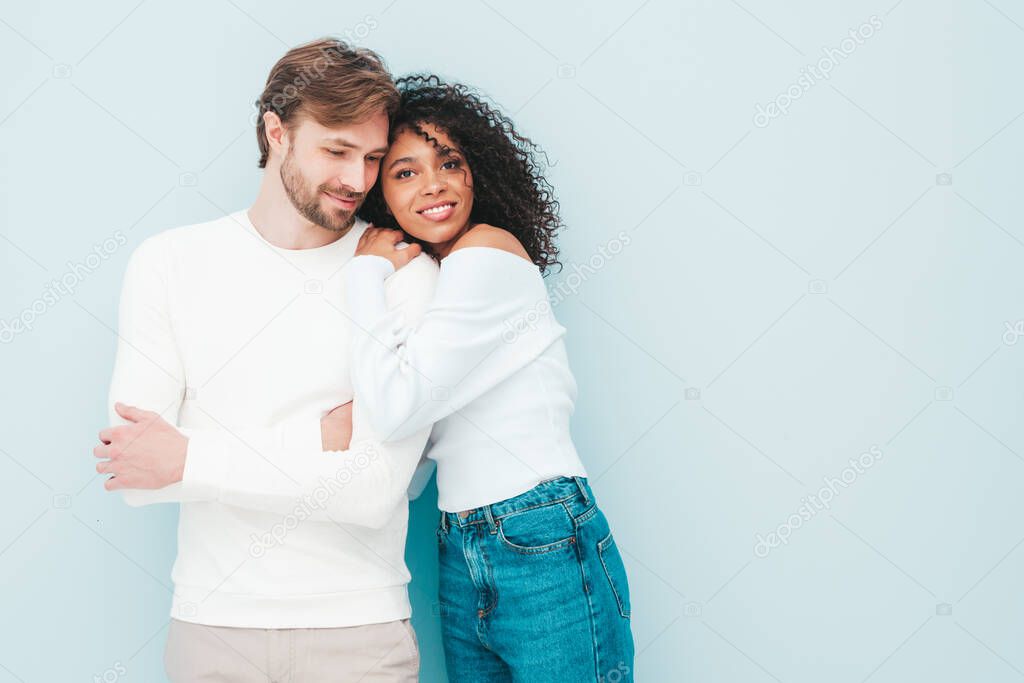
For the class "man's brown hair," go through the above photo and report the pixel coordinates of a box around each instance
[254,38,399,168]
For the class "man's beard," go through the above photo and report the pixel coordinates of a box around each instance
[280,146,362,233]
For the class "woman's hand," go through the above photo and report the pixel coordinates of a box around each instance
[355,227,422,271]
[321,401,354,451]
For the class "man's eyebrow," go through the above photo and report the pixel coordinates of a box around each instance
[387,156,416,170]
[321,137,389,155]
[321,137,358,148]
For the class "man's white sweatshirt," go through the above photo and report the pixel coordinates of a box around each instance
[106,209,438,628]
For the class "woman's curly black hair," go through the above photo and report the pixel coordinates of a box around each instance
[358,75,563,274]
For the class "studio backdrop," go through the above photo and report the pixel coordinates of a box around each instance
[1,1,1022,681]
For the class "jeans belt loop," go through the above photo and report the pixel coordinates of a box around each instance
[573,476,592,506]
[483,504,498,534]
[439,509,449,532]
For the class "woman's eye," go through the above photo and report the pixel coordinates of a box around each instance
[442,159,461,170]
[395,169,414,179]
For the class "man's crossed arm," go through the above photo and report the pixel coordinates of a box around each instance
[98,235,439,528]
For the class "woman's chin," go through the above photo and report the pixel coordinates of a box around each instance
[400,220,462,246]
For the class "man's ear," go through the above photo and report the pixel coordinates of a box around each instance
[263,111,288,158]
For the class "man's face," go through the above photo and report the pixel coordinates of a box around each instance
[278,110,389,232]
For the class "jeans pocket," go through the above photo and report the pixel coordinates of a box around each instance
[598,531,631,618]
[496,502,576,554]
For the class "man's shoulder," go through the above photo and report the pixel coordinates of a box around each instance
[130,210,247,263]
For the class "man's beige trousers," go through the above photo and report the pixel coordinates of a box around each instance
[164,617,420,682]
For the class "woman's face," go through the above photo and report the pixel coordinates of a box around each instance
[380,123,474,248]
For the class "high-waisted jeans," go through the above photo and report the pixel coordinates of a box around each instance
[437,476,635,682]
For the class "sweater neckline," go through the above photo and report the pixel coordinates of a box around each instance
[235,209,361,265]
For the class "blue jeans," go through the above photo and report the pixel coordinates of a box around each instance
[437,476,635,682]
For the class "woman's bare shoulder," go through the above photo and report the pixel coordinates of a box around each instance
[450,224,531,261]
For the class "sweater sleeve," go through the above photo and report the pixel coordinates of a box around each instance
[343,248,565,443]
[105,236,327,508]
[107,235,197,507]
[178,398,428,529]
[176,253,441,528]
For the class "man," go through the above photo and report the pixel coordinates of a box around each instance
[93,38,437,682]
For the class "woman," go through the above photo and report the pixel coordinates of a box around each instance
[344,75,635,682]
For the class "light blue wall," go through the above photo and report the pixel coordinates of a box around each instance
[1,1,1022,681]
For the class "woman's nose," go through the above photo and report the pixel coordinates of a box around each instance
[422,174,446,195]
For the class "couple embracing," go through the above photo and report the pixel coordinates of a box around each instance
[96,37,634,682]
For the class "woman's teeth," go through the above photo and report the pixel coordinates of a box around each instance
[421,203,454,215]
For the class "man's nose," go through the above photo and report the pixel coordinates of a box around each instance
[339,176,366,195]
[332,173,365,196]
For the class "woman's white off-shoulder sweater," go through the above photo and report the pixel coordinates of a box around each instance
[344,247,588,512]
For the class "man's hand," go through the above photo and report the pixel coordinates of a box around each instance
[95,402,188,490]
[322,401,354,451]
[355,227,422,271]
